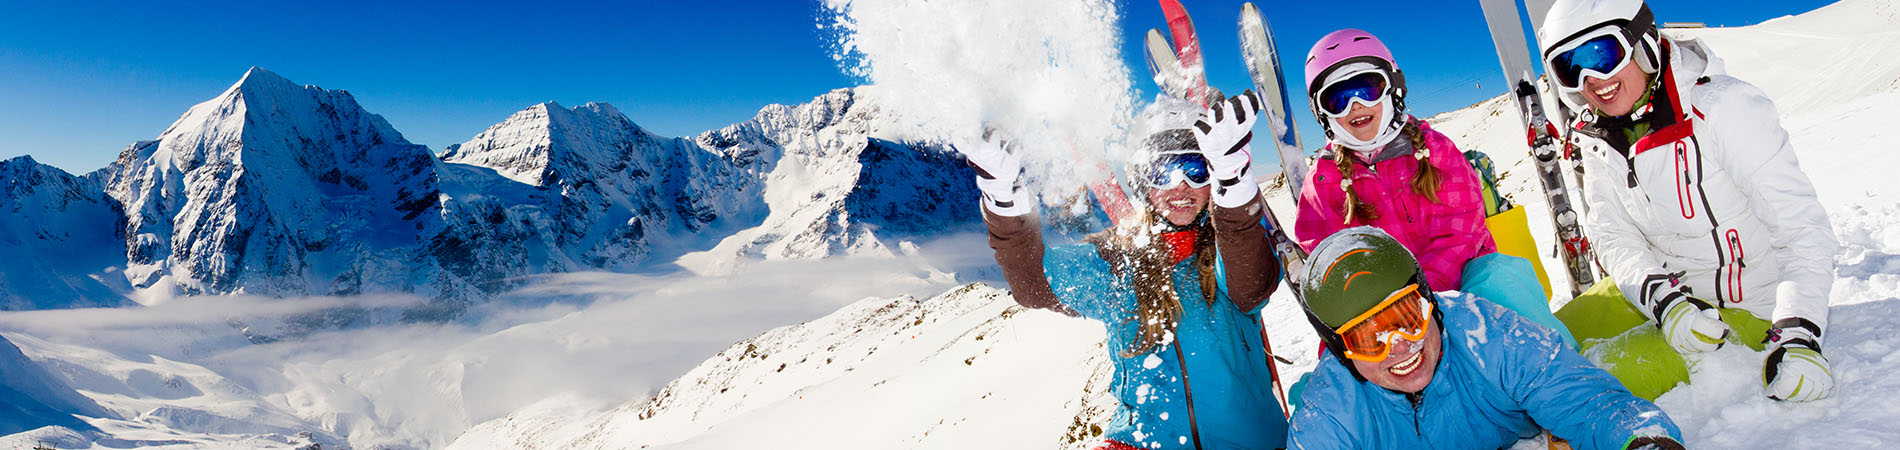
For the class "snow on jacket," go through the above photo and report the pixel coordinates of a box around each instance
[983,198,1286,449]
[1296,119,1497,290]
[1288,292,1681,450]
[1568,37,1838,336]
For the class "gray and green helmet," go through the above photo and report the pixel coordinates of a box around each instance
[1299,227,1437,376]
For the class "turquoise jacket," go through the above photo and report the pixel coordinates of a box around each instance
[1045,243,1288,449]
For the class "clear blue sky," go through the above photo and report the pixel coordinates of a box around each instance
[1,0,1832,174]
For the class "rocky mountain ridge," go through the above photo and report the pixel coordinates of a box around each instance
[0,68,978,311]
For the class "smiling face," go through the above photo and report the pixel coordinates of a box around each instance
[1347,318,1442,394]
[1581,60,1652,117]
[1146,183,1210,226]
[1330,101,1385,143]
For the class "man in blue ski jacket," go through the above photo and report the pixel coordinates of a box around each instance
[1287,227,1684,450]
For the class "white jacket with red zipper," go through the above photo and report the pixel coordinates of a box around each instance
[1568,36,1838,338]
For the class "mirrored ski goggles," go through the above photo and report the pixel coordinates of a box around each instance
[1547,30,1633,91]
[1143,151,1212,190]
[1335,283,1434,363]
[1315,70,1390,117]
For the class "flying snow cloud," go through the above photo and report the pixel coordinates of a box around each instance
[821,0,1138,197]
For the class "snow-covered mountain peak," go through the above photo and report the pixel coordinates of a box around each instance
[4,66,981,312]
[574,101,625,120]
[444,100,652,187]
[1,153,42,171]
[0,155,57,198]
[98,68,441,298]
[680,86,980,268]
[231,66,301,97]
[1,155,98,217]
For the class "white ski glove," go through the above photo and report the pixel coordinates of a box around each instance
[958,129,1033,217]
[1763,319,1833,401]
[1192,90,1263,209]
[1658,292,1729,354]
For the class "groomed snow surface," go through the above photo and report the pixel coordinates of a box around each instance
[5,0,1900,449]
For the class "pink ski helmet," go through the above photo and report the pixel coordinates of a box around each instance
[1303,29,1408,143]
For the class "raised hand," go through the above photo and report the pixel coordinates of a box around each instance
[958,129,1033,217]
[1193,90,1264,208]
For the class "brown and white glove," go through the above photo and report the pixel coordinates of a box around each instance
[1192,90,1264,209]
[958,129,1033,217]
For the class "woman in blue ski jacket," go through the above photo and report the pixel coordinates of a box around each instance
[1288,226,1683,450]
[965,94,1288,450]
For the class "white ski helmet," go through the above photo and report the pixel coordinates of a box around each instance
[1537,0,1663,112]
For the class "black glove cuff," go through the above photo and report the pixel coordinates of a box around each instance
[1765,317,1823,351]
[1641,271,1693,321]
[1771,317,1823,340]
[1648,289,1707,329]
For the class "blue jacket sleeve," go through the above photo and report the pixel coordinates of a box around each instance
[1476,296,1683,450]
[984,208,1131,321]
[1043,243,1124,322]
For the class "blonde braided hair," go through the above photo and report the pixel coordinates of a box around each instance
[1334,119,1442,225]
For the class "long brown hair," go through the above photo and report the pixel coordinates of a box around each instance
[1333,118,1442,224]
[1086,212,1220,358]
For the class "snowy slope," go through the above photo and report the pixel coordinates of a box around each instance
[1680,0,1900,117]
[0,156,130,310]
[0,329,340,450]
[445,284,1118,450]
[0,333,106,436]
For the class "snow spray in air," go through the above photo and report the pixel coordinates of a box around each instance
[821,0,1139,207]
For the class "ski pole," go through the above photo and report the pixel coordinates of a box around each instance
[1257,316,1292,418]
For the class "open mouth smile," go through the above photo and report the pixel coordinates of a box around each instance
[1594,80,1622,103]
[1388,351,1423,376]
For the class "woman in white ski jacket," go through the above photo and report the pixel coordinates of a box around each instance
[1539,0,1838,402]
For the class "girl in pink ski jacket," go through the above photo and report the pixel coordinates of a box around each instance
[1295,120,1490,288]
[1294,29,1576,348]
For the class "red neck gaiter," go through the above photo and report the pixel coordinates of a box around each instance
[1161,230,1197,264]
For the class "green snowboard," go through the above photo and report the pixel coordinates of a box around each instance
[1555,277,1770,400]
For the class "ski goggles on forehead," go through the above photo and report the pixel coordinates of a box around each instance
[1143,151,1212,190]
[1315,70,1390,117]
[1335,283,1434,363]
[1547,29,1633,91]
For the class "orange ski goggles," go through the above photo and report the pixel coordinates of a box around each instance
[1335,283,1434,363]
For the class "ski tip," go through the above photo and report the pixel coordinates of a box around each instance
[1239,3,1264,33]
